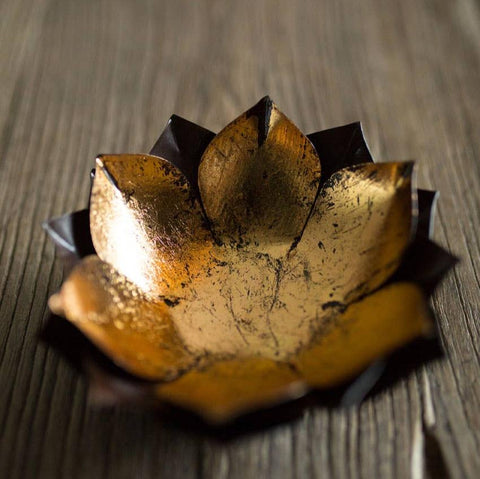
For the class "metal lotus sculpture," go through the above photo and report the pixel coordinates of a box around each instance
[44,97,456,424]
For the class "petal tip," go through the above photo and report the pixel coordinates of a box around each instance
[95,155,105,168]
[96,160,119,190]
[244,96,277,146]
[400,160,415,177]
[48,293,64,315]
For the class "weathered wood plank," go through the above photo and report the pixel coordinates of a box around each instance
[1,0,479,477]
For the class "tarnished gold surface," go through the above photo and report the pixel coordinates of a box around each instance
[50,251,431,420]
[297,161,414,304]
[90,154,213,299]
[48,255,194,380]
[277,162,415,329]
[59,157,418,364]
[198,98,321,256]
[166,162,414,360]
[155,283,430,421]
[49,100,433,421]
[156,357,305,423]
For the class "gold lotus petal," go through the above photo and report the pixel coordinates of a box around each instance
[155,357,305,423]
[283,162,415,311]
[295,282,432,388]
[90,154,213,298]
[198,97,321,256]
[48,255,194,381]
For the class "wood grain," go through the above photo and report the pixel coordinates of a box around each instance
[1,0,479,477]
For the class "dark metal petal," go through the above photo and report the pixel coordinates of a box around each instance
[42,209,95,269]
[392,238,458,294]
[307,122,374,186]
[416,189,438,239]
[149,114,215,191]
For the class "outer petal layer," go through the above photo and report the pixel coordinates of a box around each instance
[307,122,374,186]
[48,256,194,381]
[155,357,305,423]
[149,114,215,191]
[198,97,321,256]
[294,282,432,388]
[90,154,213,298]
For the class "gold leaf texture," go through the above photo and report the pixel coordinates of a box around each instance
[48,255,194,380]
[49,99,434,422]
[90,154,213,298]
[198,97,321,256]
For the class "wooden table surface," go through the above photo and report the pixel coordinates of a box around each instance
[1,0,479,477]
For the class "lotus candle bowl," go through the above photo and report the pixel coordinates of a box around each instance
[44,97,456,424]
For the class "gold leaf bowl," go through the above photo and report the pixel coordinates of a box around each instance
[43,97,456,425]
